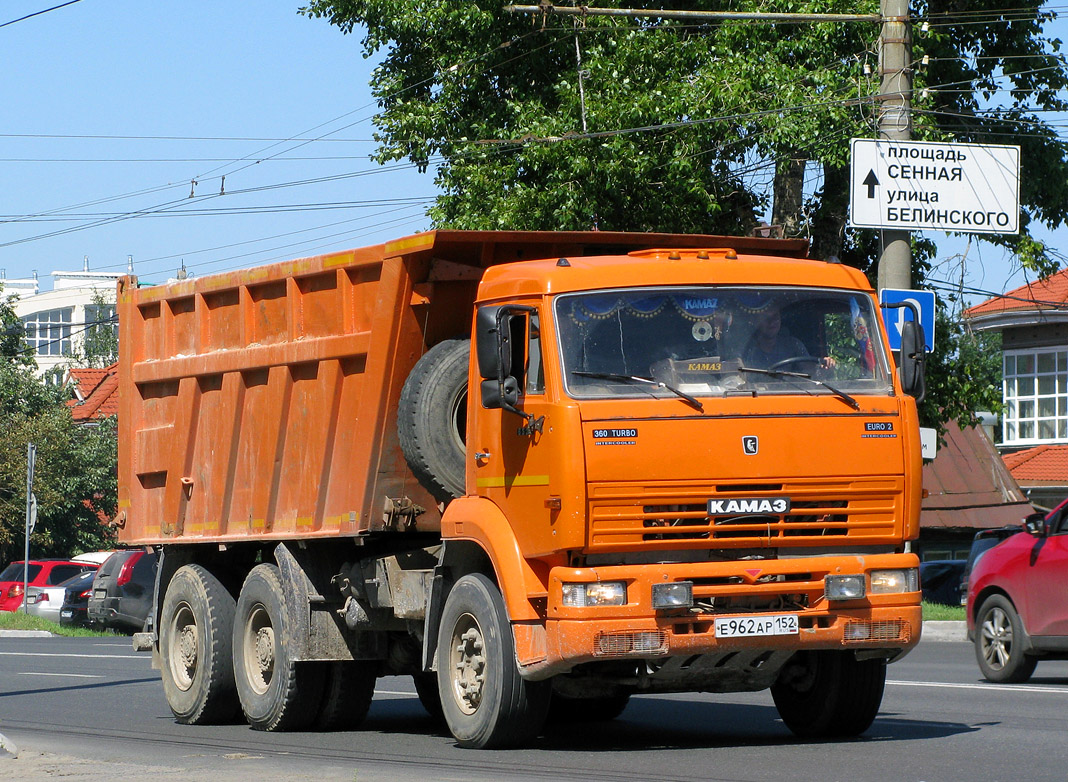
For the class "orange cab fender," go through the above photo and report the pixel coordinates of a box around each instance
[437,496,548,623]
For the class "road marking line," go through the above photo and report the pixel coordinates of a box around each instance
[17,672,102,678]
[0,651,145,660]
[888,679,1068,695]
[374,689,415,697]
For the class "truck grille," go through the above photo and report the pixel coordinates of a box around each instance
[588,478,902,551]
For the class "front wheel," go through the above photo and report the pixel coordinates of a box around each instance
[975,595,1037,683]
[437,574,550,748]
[771,651,886,738]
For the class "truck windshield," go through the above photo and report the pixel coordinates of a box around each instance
[556,286,893,400]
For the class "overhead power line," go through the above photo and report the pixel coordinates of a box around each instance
[0,0,82,30]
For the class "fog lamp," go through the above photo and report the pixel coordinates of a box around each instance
[825,574,866,601]
[562,581,627,607]
[870,568,919,594]
[652,581,693,610]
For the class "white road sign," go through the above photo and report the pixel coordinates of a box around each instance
[849,139,1020,234]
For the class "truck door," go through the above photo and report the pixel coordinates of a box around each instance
[472,307,573,556]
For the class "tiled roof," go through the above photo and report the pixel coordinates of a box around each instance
[1002,444,1068,484]
[921,421,1033,529]
[964,268,1068,318]
[67,363,118,421]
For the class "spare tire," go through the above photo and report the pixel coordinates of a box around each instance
[398,339,470,503]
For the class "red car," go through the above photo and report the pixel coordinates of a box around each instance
[0,559,99,612]
[966,498,1068,682]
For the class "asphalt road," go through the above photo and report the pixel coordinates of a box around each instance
[1,634,1067,782]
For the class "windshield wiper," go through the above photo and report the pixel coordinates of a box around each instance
[572,371,704,413]
[737,366,860,410]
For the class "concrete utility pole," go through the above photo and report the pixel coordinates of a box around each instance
[877,0,912,292]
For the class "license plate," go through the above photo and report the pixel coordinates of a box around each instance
[60,609,72,618]
[715,614,799,638]
[94,589,106,599]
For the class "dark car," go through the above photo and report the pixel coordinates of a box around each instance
[967,497,1068,683]
[58,570,98,628]
[0,559,98,612]
[87,549,157,632]
[919,559,966,606]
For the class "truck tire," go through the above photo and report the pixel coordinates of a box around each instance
[315,661,377,730]
[413,672,444,724]
[159,564,240,725]
[233,563,325,731]
[398,339,469,503]
[771,650,885,738]
[437,573,550,748]
[974,594,1038,683]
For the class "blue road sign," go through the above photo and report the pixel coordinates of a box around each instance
[879,288,935,352]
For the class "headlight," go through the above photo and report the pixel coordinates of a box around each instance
[825,574,866,601]
[652,581,693,610]
[561,581,627,607]
[870,568,919,594]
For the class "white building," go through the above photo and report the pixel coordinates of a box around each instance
[5,259,123,378]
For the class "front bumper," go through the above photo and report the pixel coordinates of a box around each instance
[518,553,921,680]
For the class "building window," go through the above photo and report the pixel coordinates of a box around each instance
[1003,348,1068,444]
[22,308,73,356]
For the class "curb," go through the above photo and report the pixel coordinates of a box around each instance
[921,620,967,642]
[0,629,52,638]
[0,628,51,636]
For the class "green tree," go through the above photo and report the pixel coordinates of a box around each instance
[0,292,116,566]
[301,0,1068,426]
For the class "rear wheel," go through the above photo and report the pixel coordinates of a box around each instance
[159,565,239,724]
[414,672,444,724]
[233,563,325,731]
[771,651,886,738]
[437,574,550,748]
[975,595,1037,683]
[315,661,377,730]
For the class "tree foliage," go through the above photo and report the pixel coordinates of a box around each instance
[302,0,1068,427]
[0,293,116,566]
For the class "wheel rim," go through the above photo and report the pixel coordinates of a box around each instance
[242,602,275,695]
[449,611,486,716]
[980,606,1013,670]
[167,601,198,692]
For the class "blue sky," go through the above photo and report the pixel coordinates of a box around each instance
[0,1,1063,304]
[0,1,436,289]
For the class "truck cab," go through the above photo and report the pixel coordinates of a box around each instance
[435,245,922,743]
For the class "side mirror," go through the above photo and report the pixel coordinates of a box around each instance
[899,319,926,402]
[1024,512,1048,538]
[480,376,519,410]
[475,304,533,417]
[475,305,511,381]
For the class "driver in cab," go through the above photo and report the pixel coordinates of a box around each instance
[741,300,836,373]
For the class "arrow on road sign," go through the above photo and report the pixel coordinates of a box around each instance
[863,169,879,198]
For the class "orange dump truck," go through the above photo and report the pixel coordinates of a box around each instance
[118,230,926,748]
